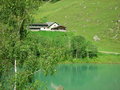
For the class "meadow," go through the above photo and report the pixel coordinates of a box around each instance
[30,31,69,38]
[33,0,120,53]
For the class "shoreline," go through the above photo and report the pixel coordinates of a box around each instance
[59,61,120,64]
[58,54,120,64]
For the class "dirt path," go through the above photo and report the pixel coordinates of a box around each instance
[98,51,120,55]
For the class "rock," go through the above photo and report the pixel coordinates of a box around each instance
[51,83,64,90]
[57,86,64,90]
[86,19,90,22]
[65,16,67,18]
[84,6,86,9]
[115,7,118,10]
[113,34,118,39]
[93,35,100,41]
[117,20,120,22]
[96,20,100,23]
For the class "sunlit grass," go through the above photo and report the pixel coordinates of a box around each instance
[31,31,67,38]
[62,53,120,64]
[33,0,120,52]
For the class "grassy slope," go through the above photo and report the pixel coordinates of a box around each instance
[33,0,120,52]
[31,31,67,38]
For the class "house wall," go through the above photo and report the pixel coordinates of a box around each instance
[49,23,59,29]
[29,26,50,31]
[40,27,51,31]
[40,23,59,30]
[30,29,40,31]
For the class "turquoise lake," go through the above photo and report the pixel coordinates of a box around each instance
[35,64,120,90]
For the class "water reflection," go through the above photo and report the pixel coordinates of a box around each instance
[51,82,64,90]
[54,64,98,86]
[35,64,120,90]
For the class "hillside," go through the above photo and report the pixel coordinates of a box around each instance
[33,0,120,52]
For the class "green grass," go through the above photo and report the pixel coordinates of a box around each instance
[61,53,120,64]
[33,0,120,53]
[30,31,68,38]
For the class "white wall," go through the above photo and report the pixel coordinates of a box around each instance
[30,29,40,31]
[40,27,51,31]
[40,23,59,30]
[49,23,59,29]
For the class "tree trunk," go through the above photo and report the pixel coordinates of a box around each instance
[14,59,17,90]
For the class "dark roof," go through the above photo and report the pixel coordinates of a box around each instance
[51,25,66,28]
[29,22,59,27]
[29,27,40,29]
[29,23,48,26]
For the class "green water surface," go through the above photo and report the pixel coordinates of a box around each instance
[35,64,120,90]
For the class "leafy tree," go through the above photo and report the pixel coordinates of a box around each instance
[71,35,97,58]
[0,0,57,89]
[71,36,87,58]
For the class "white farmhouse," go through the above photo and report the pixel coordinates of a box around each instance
[29,22,66,31]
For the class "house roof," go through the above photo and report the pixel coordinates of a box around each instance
[51,25,66,30]
[46,22,55,26]
[29,23,48,26]
[29,22,59,27]
[52,25,66,28]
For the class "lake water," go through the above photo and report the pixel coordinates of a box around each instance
[35,64,120,90]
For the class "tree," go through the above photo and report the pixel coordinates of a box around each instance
[0,0,54,89]
[71,36,87,58]
[71,35,97,58]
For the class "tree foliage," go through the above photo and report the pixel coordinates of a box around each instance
[71,35,97,58]
[0,0,57,89]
